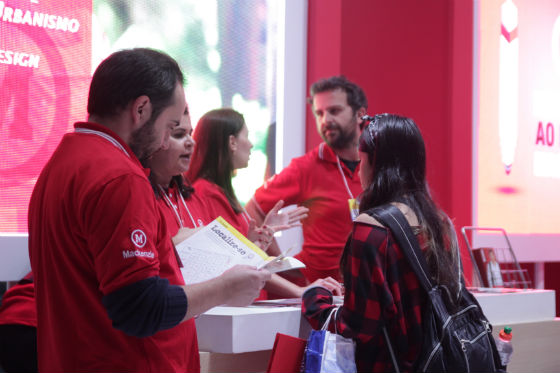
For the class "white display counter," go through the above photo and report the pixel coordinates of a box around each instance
[197,289,558,373]
[196,289,556,354]
[474,288,556,325]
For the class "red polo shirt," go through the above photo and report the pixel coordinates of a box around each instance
[28,122,198,373]
[252,143,363,279]
[191,178,251,235]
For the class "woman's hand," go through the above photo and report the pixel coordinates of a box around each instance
[247,219,275,251]
[263,200,309,232]
[304,277,343,297]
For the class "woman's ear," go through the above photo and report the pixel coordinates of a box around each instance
[229,134,237,153]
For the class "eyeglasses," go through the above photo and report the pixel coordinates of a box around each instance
[361,114,378,148]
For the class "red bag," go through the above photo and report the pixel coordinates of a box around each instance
[266,333,307,373]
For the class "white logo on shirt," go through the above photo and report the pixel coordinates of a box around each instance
[122,250,155,259]
[131,229,147,248]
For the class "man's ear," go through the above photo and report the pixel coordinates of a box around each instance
[356,107,367,121]
[356,107,367,130]
[131,95,152,129]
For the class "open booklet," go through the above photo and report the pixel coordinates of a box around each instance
[174,216,305,284]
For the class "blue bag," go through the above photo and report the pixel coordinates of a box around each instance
[303,307,356,373]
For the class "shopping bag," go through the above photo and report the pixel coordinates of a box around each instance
[266,333,307,373]
[303,307,357,373]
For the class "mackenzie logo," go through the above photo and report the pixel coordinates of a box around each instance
[130,229,147,248]
[122,250,155,259]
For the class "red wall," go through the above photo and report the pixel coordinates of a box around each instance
[306,0,474,276]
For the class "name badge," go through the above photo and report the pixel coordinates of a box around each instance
[348,198,359,221]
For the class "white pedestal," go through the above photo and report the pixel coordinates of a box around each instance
[196,305,302,353]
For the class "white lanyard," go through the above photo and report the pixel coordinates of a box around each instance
[75,128,129,157]
[336,156,355,200]
[240,207,251,229]
[158,185,197,228]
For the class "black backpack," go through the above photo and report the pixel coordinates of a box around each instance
[367,204,505,373]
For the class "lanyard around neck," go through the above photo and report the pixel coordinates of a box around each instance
[74,128,129,157]
[336,156,355,200]
[240,207,251,228]
[158,185,197,228]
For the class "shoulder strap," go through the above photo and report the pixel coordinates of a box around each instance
[382,326,401,373]
[366,204,434,293]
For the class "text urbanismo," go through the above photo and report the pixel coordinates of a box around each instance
[0,1,80,33]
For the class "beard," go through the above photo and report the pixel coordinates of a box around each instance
[321,122,358,150]
[129,115,159,162]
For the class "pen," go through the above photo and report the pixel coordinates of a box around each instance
[258,246,294,269]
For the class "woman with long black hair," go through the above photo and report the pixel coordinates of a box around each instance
[186,108,307,245]
[302,113,460,372]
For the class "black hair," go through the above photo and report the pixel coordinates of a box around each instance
[148,174,194,201]
[352,113,460,297]
[88,48,184,122]
[309,75,368,114]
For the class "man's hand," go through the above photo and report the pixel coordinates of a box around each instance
[220,265,272,306]
[263,200,309,232]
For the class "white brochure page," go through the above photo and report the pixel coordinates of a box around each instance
[175,217,268,284]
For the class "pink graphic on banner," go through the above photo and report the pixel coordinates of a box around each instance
[0,0,92,232]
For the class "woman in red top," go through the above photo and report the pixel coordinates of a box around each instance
[187,108,308,243]
[144,106,289,248]
[144,106,211,233]
[302,114,460,372]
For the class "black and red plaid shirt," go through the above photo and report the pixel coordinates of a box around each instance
[302,222,426,372]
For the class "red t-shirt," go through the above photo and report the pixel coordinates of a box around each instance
[28,122,198,373]
[191,178,251,235]
[0,273,35,327]
[252,143,363,276]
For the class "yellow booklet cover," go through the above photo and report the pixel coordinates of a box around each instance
[175,217,304,284]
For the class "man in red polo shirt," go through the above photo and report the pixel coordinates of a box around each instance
[246,76,368,284]
[28,48,270,373]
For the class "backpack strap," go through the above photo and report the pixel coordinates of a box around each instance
[382,326,401,373]
[366,204,434,294]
